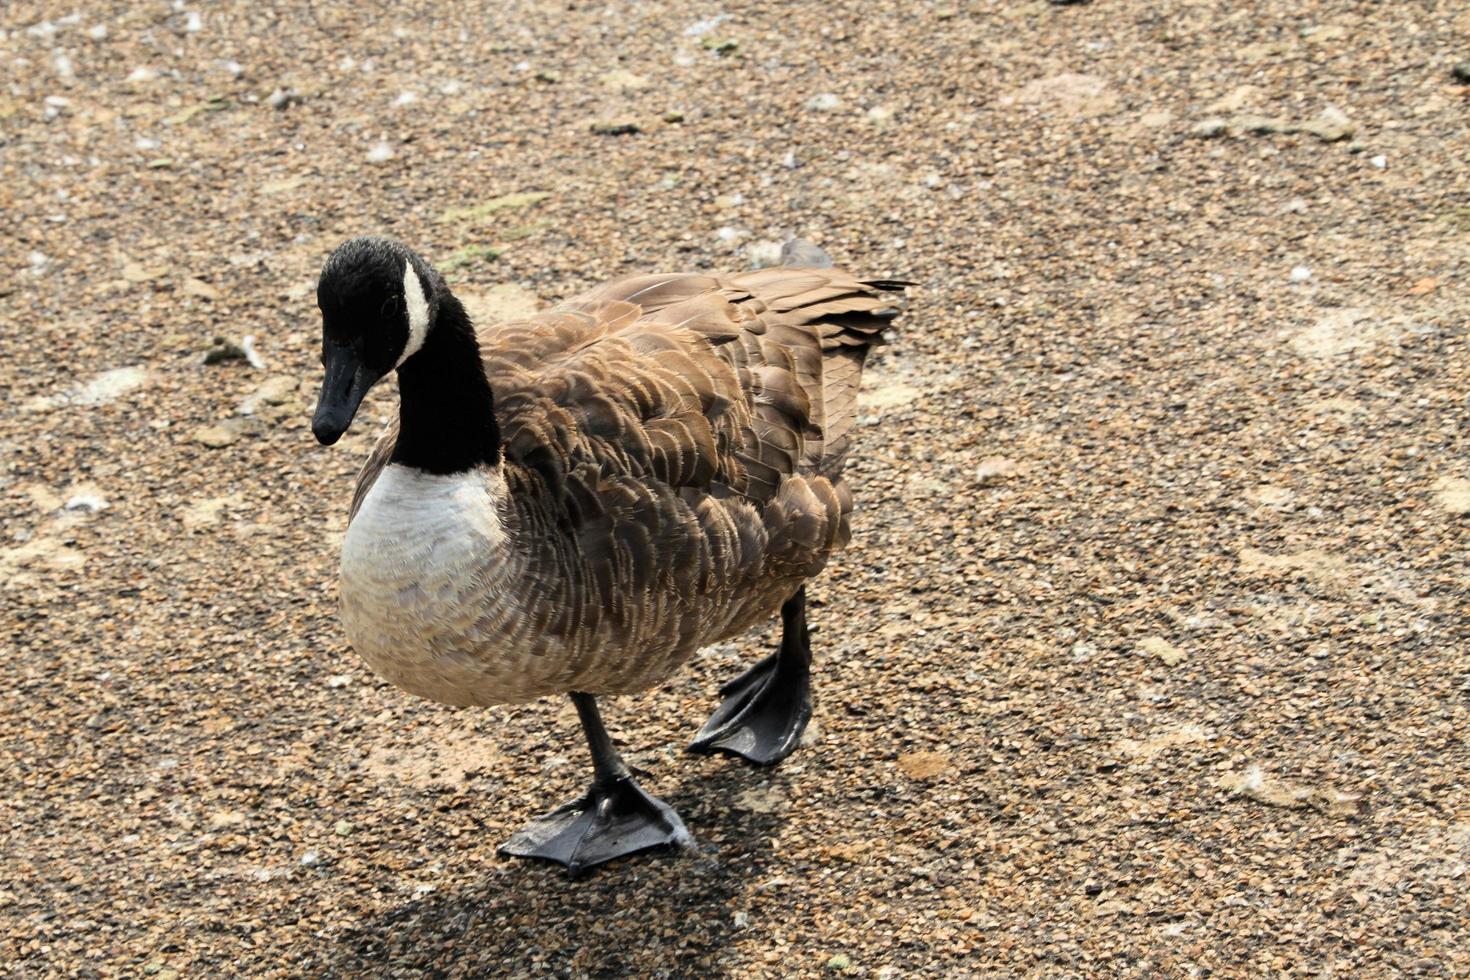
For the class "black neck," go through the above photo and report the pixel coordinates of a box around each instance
[390,293,501,473]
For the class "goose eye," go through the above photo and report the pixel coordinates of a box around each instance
[380,294,401,319]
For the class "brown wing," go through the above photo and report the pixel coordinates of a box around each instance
[568,264,906,490]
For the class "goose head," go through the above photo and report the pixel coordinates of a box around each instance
[312,237,437,445]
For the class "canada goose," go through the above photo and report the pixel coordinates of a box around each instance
[311,236,906,873]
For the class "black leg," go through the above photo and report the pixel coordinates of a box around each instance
[499,693,690,876]
[689,586,813,765]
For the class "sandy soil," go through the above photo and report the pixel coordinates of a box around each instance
[3,1,1469,976]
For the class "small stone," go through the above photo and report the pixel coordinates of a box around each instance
[600,69,648,93]
[327,674,352,688]
[1139,636,1186,666]
[1369,154,1386,169]
[182,277,219,300]
[1191,117,1228,138]
[300,849,321,867]
[366,141,395,163]
[1432,478,1470,515]
[258,376,297,406]
[1234,113,1293,135]
[1289,265,1312,283]
[1300,106,1354,142]
[192,425,238,449]
[590,117,641,136]
[746,240,784,269]
[63,487,107,512]
[1453,63,1470,84]
[661,109,684,124]
[334,820,353,836]
[806,93,843,112]
[975,456,1019,485]
[826,953,852,971]
[533,69,559,83]
[265,88,292,109]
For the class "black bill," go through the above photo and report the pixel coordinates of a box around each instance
[312,342,382,445]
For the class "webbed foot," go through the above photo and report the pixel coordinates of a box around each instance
[499,776,690,877]
[689,649,812,765]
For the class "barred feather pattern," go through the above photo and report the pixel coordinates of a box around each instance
[343,265,904,705]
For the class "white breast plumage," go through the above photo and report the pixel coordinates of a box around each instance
[339,463,550,705]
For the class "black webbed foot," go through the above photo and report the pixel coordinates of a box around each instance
[689,649,812,765]
[499,775,690,877]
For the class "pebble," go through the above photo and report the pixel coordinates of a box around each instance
[182,277,219,300]
[1191,117,1228,138]
[1289,265,1312,283]
[366,141,395,163]
[1369,154,1387,168]
[191,425,238,449]
[1299,106,1354,142]
[746,240,784,268]
[63,489,108,512]
[1432,478,1470,515]
[974,456,1019,484]
[1139,637,1187,666]
[805,93,843,112]
[589,117,641,135]
[600,69,648,93]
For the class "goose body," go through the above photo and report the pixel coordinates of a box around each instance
[311,238,906,872]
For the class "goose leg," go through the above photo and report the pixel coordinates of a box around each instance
[499,692,690,876]
[689,586,813,765]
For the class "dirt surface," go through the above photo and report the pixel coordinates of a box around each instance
[4,1,1469,976]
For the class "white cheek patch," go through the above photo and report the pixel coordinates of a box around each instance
[395,262,431,368]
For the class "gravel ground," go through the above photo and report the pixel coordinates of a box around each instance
[4,1,1469,976]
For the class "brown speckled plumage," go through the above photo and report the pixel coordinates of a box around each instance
[344,264,905,704]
